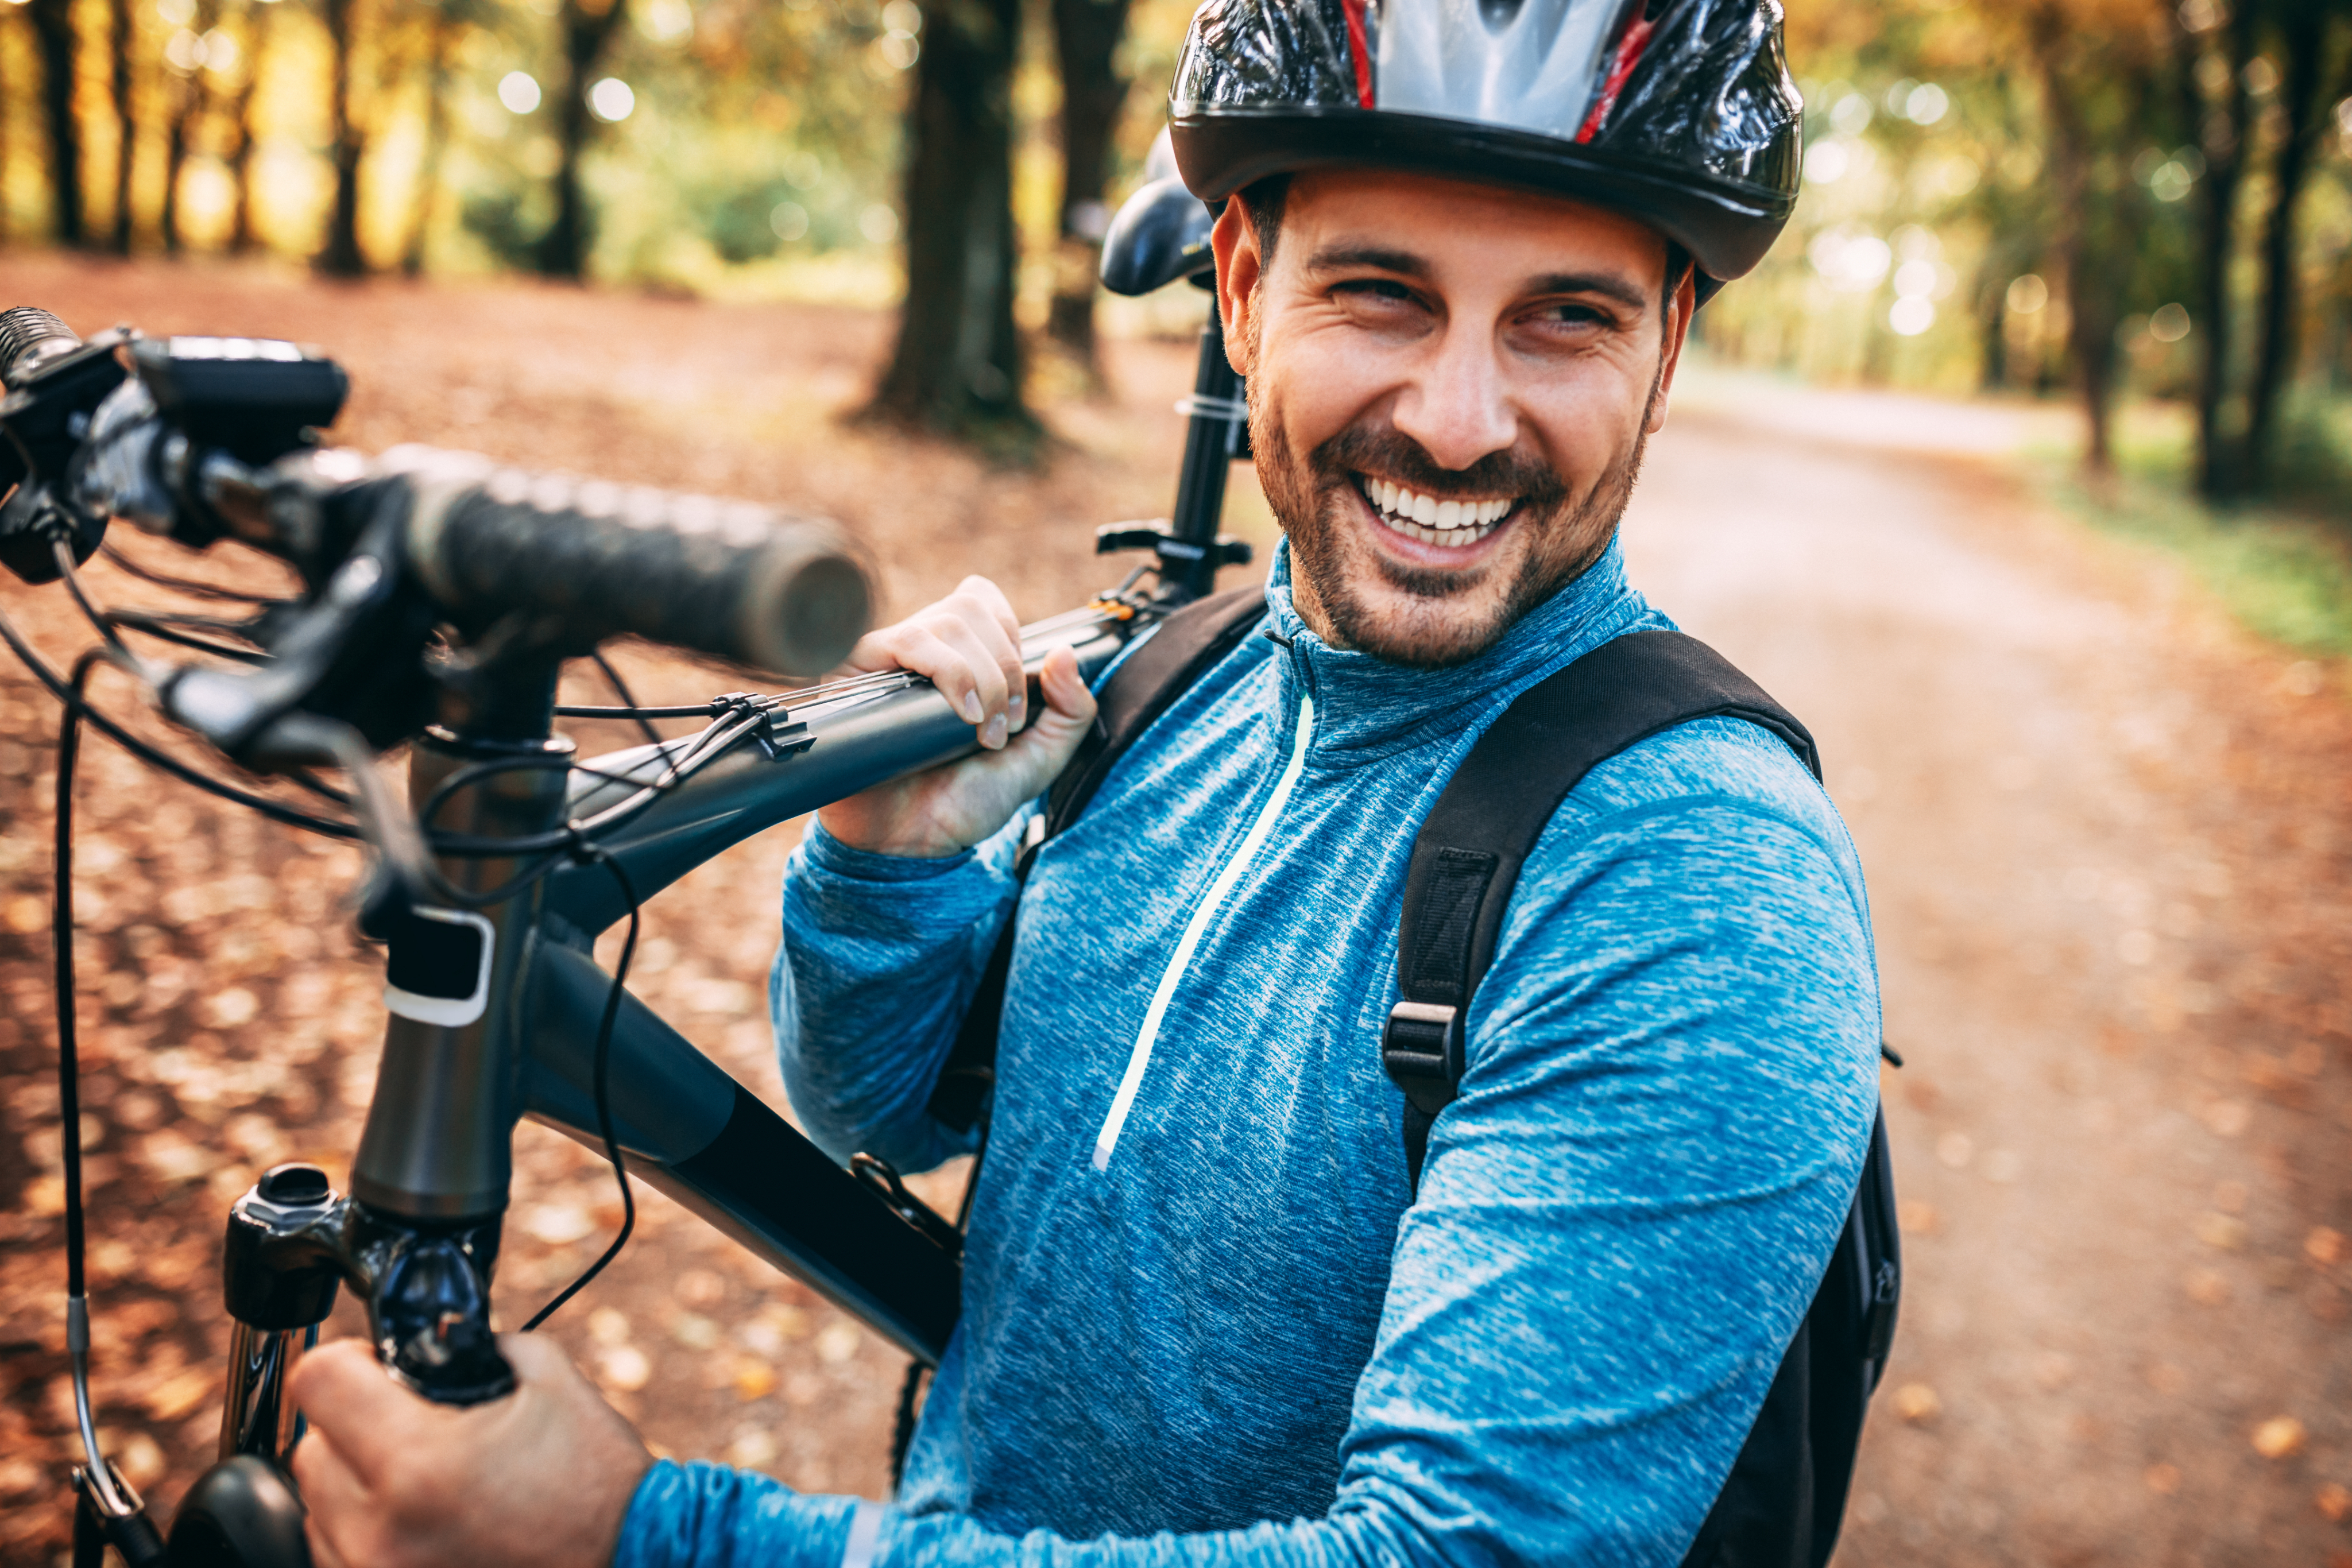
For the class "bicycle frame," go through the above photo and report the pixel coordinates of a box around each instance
[14,251,1248,1560]
[207,319,1245,1477]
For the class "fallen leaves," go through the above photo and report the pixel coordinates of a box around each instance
[142,1366,218,1423]
[598,1345,652,1393]
[1892,1383,1941,1424]
[731,1360,779,1400]
[725,1426,780,1469]
[2200,1099,2253,1137]
[521,1202,596,1245]
[2317,1483,2352,1522]
[2145,1463,2182,1495]
[2184,1268,2232,1306]
[2308,1227,2346,1267]
[2193,1212,2249,1250]
[1897,1200,1941,1236]
[2253,1416,2307,1460]
[134,1129,219,1186]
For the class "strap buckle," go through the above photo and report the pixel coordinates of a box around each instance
[1381,1000,1464,1115]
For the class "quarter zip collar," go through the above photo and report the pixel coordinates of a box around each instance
[1260,535,1651,763]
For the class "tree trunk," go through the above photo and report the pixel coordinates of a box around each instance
[0,11,11,246]
[403,3,459,276]
[161,97,191,253]
[2177,1,2254,498]
[316,0,367,276]
[1045,0,1133,378]
[2033,12,2119,471]
[109,0,134,253]
[2241,0,2330,491]
[226,0,272,252]
[1978,276,2009,393]
[161,7,215,257]
[536,0,628,280]
[868,0,1030,439]
[28,0,83,246]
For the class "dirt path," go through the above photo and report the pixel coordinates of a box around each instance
[0,257,2346,1565]
[1627,394,2352,1566]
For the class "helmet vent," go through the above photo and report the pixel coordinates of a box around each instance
[1476,0,1525,33]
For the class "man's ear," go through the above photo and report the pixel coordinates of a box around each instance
[1211,198,1263,377]
[1646,267,1700,435]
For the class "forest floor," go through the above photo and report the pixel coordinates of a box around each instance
[0,252,2348,1567]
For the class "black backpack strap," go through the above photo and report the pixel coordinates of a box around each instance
[927,586,1270,1131]
[1379,628,1899,1568]
[1382,629,1820,1187]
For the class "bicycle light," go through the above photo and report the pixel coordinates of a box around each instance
[132,336,350,467]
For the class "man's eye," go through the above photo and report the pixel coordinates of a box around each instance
[1535,303,1610,327]
[1334,279,1418,305]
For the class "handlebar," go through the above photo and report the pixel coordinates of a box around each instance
[1,307,872,681]
[379,446,868,678]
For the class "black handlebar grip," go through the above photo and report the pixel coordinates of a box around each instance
[0,307,83,387]
[382,446,871,677]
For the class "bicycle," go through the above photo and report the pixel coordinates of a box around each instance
[1,169,1236,1567]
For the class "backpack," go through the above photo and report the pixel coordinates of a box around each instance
[929,587,1901,1568]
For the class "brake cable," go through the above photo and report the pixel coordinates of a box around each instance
[521,849,643,1330]
[52,649,144,1531]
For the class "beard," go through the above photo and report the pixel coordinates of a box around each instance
[1252,399,1653,669]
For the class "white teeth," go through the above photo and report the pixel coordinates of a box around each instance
[1357,477,1518,548]
[1357,477,1517,548]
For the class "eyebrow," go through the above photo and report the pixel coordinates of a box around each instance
[1301,246,1654,313]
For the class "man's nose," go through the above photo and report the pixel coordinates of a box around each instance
[1388,328,1518,473]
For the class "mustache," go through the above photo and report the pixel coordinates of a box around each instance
[1307,420,1571,508]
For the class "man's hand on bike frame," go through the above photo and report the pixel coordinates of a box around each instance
[290,1335,649,1568]
[819,574,1100,858]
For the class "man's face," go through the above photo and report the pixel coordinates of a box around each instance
[1216,169,1695,667]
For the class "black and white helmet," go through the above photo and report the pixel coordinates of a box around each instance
[1169,0,1804,292]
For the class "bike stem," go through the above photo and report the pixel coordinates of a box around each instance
[214,657,573,1441]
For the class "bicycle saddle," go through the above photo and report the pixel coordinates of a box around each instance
[1099,168,1216,297]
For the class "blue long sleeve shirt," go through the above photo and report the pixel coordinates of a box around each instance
[616,540,1882,1567]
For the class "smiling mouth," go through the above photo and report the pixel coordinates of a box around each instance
[1357,475,1516,548]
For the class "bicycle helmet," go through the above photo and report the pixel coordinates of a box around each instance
[1168,0,1803,293]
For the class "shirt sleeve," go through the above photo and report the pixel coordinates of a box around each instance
[773,810,1032,1174]
[633,792,1881,1568]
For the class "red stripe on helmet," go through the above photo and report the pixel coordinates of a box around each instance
[1341,0,1375,107]
[1576,16,1654,142]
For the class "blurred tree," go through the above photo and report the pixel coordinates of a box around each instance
[403,0,466,276]
[26,0,83,246]
[2174,0,2256,496]
[1046,0,1134,378]
[317,0,370,274]
[110,0,134,253]
[537,0,631,278]
[161,0,223,253]
[2242,0,2346,490]
[1,9,13,245]
[2028,0,2168,469]
[869,0,1031,439]
[225,0,278,253]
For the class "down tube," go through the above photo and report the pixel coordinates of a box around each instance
[523,940,961,1364]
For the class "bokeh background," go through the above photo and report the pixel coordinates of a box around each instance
[1,0,2350,1563]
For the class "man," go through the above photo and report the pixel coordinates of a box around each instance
[289,0,1883,1562]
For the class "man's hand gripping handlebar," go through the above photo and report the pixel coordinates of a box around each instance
[819,574,1100,859]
